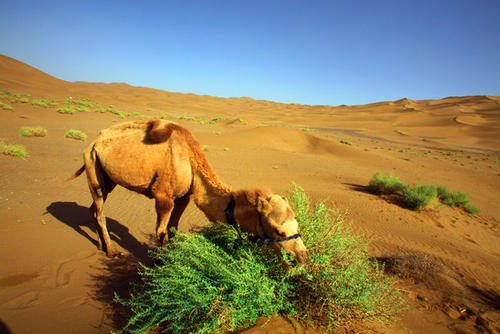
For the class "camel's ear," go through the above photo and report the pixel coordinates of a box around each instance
[257,196,272,216]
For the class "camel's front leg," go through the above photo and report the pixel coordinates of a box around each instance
[155,195,175,244]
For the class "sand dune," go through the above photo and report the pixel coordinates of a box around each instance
[0,54,499,334]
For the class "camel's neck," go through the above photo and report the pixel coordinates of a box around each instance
[191,170,232,223]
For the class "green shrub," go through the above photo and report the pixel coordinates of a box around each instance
[368,172,405,194]
[116,225,287,334]
[402,184,437,210]
[20,126,47,137]
[340,139,352,145]
[437,186,469,207]
[30,99,56,107]
[65,129,87,141]
[75,106,89,112]
[116,185,403,333]
[57,105,74,114]
[0,101,13,110]
[65,97,91,107]
[18,97,29,103]
[287,183,403,329]
[0,140,28,158]
[464,204,481,215]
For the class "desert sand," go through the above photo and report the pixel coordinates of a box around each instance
[0,54,499,333]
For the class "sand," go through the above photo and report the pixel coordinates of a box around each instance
[0,54,499,333]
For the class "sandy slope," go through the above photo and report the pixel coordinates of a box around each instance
[0,54,499,333]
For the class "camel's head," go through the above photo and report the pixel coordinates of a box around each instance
[255,194,309,265]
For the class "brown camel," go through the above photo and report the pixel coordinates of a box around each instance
[69,120,308,264]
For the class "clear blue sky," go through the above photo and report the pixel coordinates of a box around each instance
[1,0,499,105]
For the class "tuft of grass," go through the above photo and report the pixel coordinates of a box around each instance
[116,185,404,333]
[0,101,13,110]
[65,129,87,141]
[402,184,437,210]
[57,105,74,114]
[368,171,405,194]
[0,139,28,158]
[30,99,56,107]
[340,139,352,145]
[75,106,89,112]
[464,204,481,215]
[20,126,47,137]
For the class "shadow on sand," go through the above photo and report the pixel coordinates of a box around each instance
[46,201,158,331]
[46,201,152,264]
[344,183,410,210]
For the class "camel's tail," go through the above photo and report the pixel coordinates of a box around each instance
[67,165,85,181]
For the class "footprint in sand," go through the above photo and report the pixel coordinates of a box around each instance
[4,291,40,309]
[55,262,75,288]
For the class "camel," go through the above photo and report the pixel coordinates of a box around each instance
[69,120,308,264]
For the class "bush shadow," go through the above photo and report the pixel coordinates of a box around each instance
[46,201,152,263]
[88,254,143,332]
[344,183,411,210]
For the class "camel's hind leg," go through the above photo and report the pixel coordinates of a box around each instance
[84,148,117,256]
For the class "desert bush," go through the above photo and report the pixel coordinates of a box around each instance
[0,139,28,158]
[65,129,87,141]
[18,97,29,103]
[368,171,405,194]
[0,101,13,110]
[30,99,56,107]
[116,184,403,333]
[20,126,47,137]
[57,105,74,114]
[286,183,404,329]
[402,184,437,210]
[65,97,92,107]
[369,172,480,214]
[340,139,352,145]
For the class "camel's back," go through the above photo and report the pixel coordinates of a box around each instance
[92,120,193,194]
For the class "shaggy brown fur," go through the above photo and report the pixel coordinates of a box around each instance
[69,120,308,263]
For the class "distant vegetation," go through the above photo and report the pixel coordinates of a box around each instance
[368,171,480,214]
[65,129,87,141]
[20,126,47,137]
[0,101,13,110]
[0,139,28,158]
[116,184,403,333]
[340,139,352,145]
[57,105,74,114]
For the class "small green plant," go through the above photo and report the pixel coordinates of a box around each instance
[57,105,74,114]
[0,89,11,95]
[65,129,87,141]
[18,97,29,103]
[402,184,437,210]
[0,101,13,110]
[0,139,28,158]
[20,126,47,137]
[30,99,56,107]
[223,147,230,151]
[340,139,352,145]
[75,106,89,112]
[368,171,405,194]
[65,97,92,107]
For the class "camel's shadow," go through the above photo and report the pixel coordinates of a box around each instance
[46,201,152,263]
